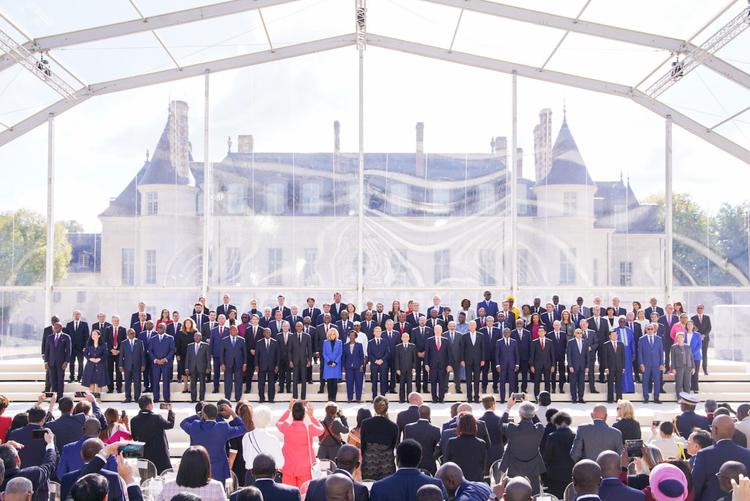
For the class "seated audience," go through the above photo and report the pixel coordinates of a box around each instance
[571,404,623,462]
[692,415,750,501]
[370,440,448,501]
[435,462,491,501]
[3,477,33,501]
[443,413,487,482]
[236,454,299,501]
[613,400,642,442]
[0,429,56,501]
[157,445,227,500]
[305,444,369,501]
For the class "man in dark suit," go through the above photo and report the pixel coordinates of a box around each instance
[185,331,210,402]
[7,406,52,468]
[138,319,156,392]
[396,393,422,438]
[675,393,711,439]
[461,321,485,403]
[383,320,401,393]
[305,445,369,501]
[603,330,625,403]
[403,406,441,475]
[394,333,417,403]
[549,320,567,393]
[316,314,336,393]
[370,439,448,501]
[579,319,599,394]
[644,297,665,319]
[40,315,59,393]
[410,317,431,394]
[570,405,623,462]
[445,321,463,394]
[191,302,209,333]
[56,419,114,482]
[104,315,127,393]
[289,321,312,399]
[271,294,292,319]
[275,321,293,394]
[691,304,712,375]
[284,305,303,330]
[303,297,322,326]
[130,301,151,329]
[495,328,519,403]
[91,312,111,339]
[247,454,299,501]
[64,310,89,382]
[245,315,263,392]
[149,324,175,403]
[597,450,644,501]
[530,327,555,397]
[477,290,499,318]
[424,325,451,403]
[367,327,390,399]
[60,440,127,501]
[119,328,145,403]
[637,323,664,404]
[479,395,505,466]
[658,304,679,370]
[342,331,365,402]
[693,415,750,501]
[46,396,87,450]
[336,311,354,340]
[255,328,279,403]
[499,400,546,494]
[217,293,237,318]
[566,328,589,403]
[221,326,246,402]
[0,429,57,501]
[624,312,643,383]
[611,297,627,317]
[511,319,532,393]
[480,317,501,393]
[588,306,609,383]
[210,315,230,392]
[130,395,175,473]
[360,310,377,340]
[541,303,557,332]
[43,322,70,399]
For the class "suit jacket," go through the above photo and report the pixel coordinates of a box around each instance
[425,335,452,376]
[47,411,99,451]
[40,325,53,356]
[410,326,432,353]
[548,330,567,362]
[0,447,56,501]
[244,478,299,501]
[305,468,370,501]
[367,336,390,367]
[598,477,645,501]
[64,320,90,350]
[582,328,599,355]
[342,341,365,372]
[645,306,665,319]
[542,426,576,488]
[541,311,557,331]
[303,307,322,325]
[130,409,175,473]
[181,415,247,481]
[403,419,441,473]
[495,337,519,370]
[396,405,420,436]
[276,331,293,362]
[191,313,209,332]
[57,435,117,479]
[570,420,623,462]
[336,319,354,336]
[445,435,487,481]
[185,341,210,373]
[676,410,711,439]
[217,303,237,318]
[588,316,610,343]
[165,322,181,338]
[220,336,246,370]
[479,410,505,465]
[43,332,71,366]
[499,420,546,480]
[130,312,151,328]
[530,337,555,370]
[693,439,750,501]
[271,305,292,319]
[637,335,664,367]
[394,343,417,374]
[603,340,625,372]
[210,325,231,356]
[119,338,145,370]
[289,331,313,367]
[444,330,463,366]
[60,456,125,501]
[148,334,175,363]
[510,328,532,361]
[460,332,485,365]
[315,323,334,353]
[255,337,280,371]
[436,421,491,460]
[7,423,48,468]
[285,314,303,328]
[104,325,127,354]
[477,300,499,318]
[566,337,589,371]
[691,314,712,336]
[480,327,501,362]
[370,468,447,501]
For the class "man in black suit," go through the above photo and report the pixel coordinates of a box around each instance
[644,297,664,319]
[394,333,417,403]
[119,328,145,403]
[578,319,599,394]
[479,395,506,466]
[530,327,555,397]
[566,328,589,404]
[191,302,209,333]
[248,454,299,501]
[396,392,422,439]
[185,331,210,402]
[693,415,750,501]
[403,405,441,475]
[303,297,322,326]
[336,310,354,339]
[275,321,292,394]
[624,312,643,383]
[304,445,369,501]
[104,315,127,393]
[285,305,303,330]
[130,301,151,329]
[288,321,312,400]
[271,294,291,319]
[221,326,247,402]
[611,296,627,317]
[603,330,625,403]
[130,395,175,474]
[691,304,712,375]
[425,325,451,403]
[43,322,70,399]
[64,310,89,382]
[0,429,57,501]
[549,320,567,393]
[588,306,609,383]
[480,316,501,393]
[245,315,262,392]
[511,318,532,393]
[40,315,59,393]
[7,405,53,468]
[410,316,431,394]
[255,328,279,403]
[461,321,485,403]
[445,321,463,394]
[91,312,111,339]
[46,396,86,450]
[217,293,237,318]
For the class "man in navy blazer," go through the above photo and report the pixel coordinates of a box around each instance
[46,396,88,450]
[235,454,299,501]
[221,326,247,401]
[43,322,70,399]
[370,440,448,501]
[64,311,89,383]
[60,440,125,501]
[210,316,231,392]
[217,293,237,318]
[0,429,57,501]
[255,328,280,403]
[305,445,369,501]
[303,297,322,326]
[342,331,365,402]
[271,295,292,320]
[637,323,664,403]
[7,406,52,469]
[495,328,519,403]
[597,450,645,501]
[645,297,665,320]
[477,290,499,318]
[404,407,441,475]
[148,324,175,403]
[566,328,589,403]
[549,320,568,393]
[368,327,390,399]
[425,326,451,403]
[511,319,532,393]
[104,315,127,393]
[480,317,501,393]
[181,403,246,482]
[693,415,750,501]
[56,419,116,479]
[119,328,145,403]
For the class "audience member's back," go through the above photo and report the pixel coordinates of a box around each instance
[369,440,447,501]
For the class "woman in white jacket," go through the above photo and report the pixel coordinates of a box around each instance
[241,405,284,484]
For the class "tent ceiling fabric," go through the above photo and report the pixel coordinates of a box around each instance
[0,0,747,163]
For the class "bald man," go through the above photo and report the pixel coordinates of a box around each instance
[717,461,747,501]
[436,462,491,501]
[325,473,354,501]
[693,415,750,501]
[305,444,369,501]
[416,485,444,501]
[597,450,644,500]
[503,477,533,501]
[571,459,602,500]
[570,404,622,462]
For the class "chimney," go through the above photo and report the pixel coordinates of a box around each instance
[416,122,425,177]
[493,136,507,157]
[333,121,341,175]
[237,135,254,154]
[516,147,523,179]
[533,108,552,181]
[168,100,190,177]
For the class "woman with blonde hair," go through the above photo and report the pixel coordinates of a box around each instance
[612,399,641,442]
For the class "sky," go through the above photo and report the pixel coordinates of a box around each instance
[0,0,748,231]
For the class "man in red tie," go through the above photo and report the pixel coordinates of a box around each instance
[425,325,451,403]
[603,330,625,403]
[530,326,555,398]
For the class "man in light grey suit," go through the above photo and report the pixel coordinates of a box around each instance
[185,332,211,403]
[570,404,623,462]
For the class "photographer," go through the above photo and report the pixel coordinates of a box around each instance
[318,402,349,461]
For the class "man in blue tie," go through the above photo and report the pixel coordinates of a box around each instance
[566,328,589,404]
[221,325,247,402]
[495,328,519,403]
[43,322,71,400]
[637,323,664,404]
[368,326,390,400]
[149,323,175,403]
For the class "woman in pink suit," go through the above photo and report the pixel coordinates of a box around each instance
[276,400,325,488]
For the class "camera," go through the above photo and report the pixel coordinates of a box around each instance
[119,442,145,458]
[626,439,643,458]
[32,429,47,439]
[512,392,524,402]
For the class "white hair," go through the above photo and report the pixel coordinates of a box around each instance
[519,402,537,420]
[253,405,272,428]
[5,477,33,495]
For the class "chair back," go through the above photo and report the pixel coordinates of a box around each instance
[48,481,61,501]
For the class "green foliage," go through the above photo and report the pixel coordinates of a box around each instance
[0,209,72,286]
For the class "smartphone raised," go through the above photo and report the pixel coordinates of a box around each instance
[626,439,644,458]
[74,391,86,398]
[159,403,170,410]
[31,429,46,439]
[511,392,524,402]
[119,442,145,458]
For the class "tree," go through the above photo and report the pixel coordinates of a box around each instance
[0,209,72,286]
[713,201,750,280]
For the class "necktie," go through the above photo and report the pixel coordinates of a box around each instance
[55,334,59,344]
[650,336,653,346]
[578,340,582,352]
[436,337,441,350]
[130,340,134,349]
[232,337,235,346]
[113,331,118,348]
[377,338,380,345]
[613,341,617,351]
[75,321,78,331]
[541,339,545,350]
[506,339,510,347]
[350,344,354,354]
[299,333,302,343]
[195,344,199,355]
[266,339,270,349]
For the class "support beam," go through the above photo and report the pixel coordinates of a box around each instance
[44,113,55,324]
[202,71,211,298]
[510,71,518,298]
[665,115,673,302]
[366,34,750,164]
[422,0,750,91]
[356,0,365,308]
[0,34,356,147]
[0,0,301,72]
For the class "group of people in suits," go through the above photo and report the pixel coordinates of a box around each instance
[41,292,712,406]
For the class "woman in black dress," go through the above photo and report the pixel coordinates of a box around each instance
[82,330,108,393]
[612,399,641,441]
[360,396,398,480]
[444,413,488,481]
[542,411,576,498]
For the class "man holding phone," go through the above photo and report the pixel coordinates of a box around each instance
[0,428,57,501]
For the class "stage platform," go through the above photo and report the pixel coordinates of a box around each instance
[2,357,748,460]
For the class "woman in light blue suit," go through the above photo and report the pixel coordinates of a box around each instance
[323,327,343,402]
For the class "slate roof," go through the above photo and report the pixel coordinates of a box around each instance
[537,117,594,186]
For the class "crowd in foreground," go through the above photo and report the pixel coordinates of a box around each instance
[1,386,750,501]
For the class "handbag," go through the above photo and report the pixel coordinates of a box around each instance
[319,419,345,447]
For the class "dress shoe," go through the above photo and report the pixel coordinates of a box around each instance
[590,389,600,394]
[653,399,662,404]
[123,399,132,403]
[578,399,586,404]
[317,389,324,394]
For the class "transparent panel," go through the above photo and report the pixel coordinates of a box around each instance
[716,27,750,75]
[260,0,354,46]
[1,1,135,38]
[0,289,46,359]
[368,0,459,47]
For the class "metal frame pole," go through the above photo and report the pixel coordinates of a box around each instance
[356,0,365,308]
[44,113,55,323]
[510,71,518,298]
[665,114,673,303]
[201,70,211,299]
